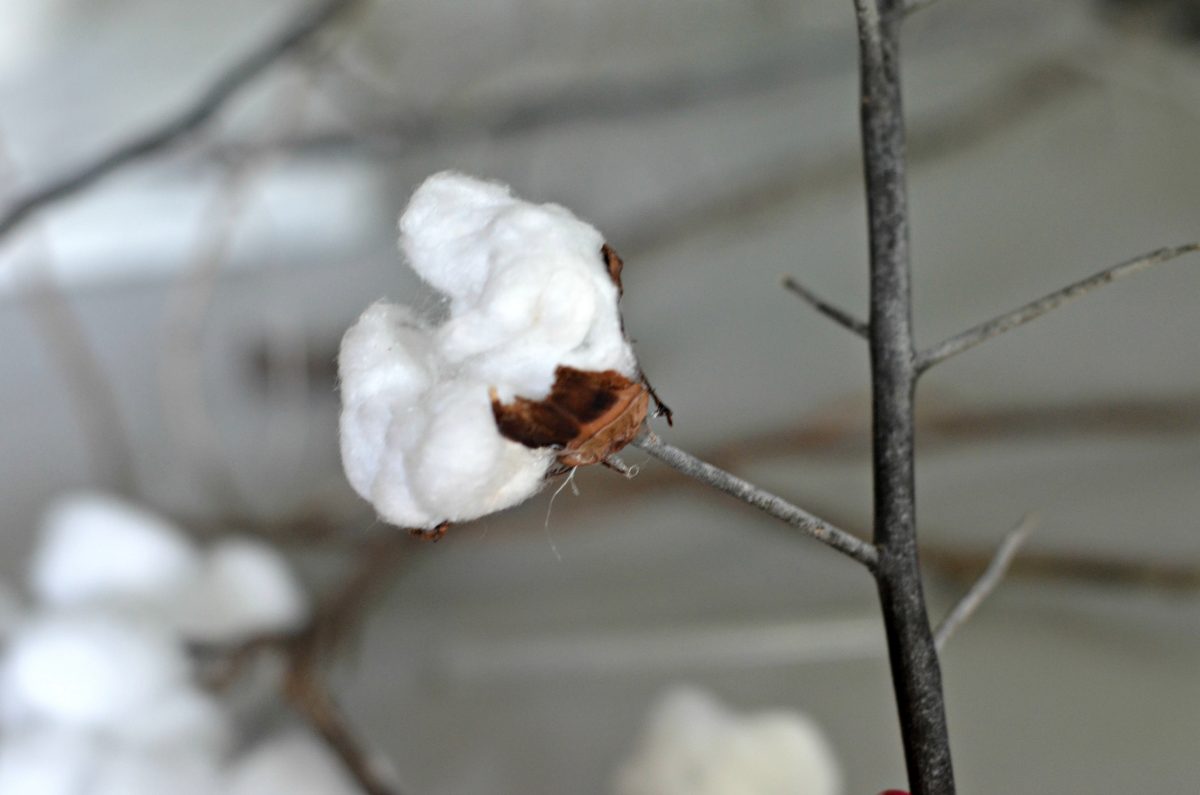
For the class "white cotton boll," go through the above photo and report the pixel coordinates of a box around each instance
[30,493,201,609]
[340,171,644,530]
[0,726,99,795]
[399,171,516,305]
[112,685,232,755]
[90,747,223,795]
[613,686,843,795]
[174,538,308,644]
[225,731,363,795]
[0,610,188,730]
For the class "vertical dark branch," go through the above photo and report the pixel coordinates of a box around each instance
[852,1,955,792]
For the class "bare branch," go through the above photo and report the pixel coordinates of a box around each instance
[853,0,956,789]
[781,276,869,338]
[924,543,1200,593]
[285,665,402,795]
[934,514,1037,651]
[901,0,946,16]
[0,0,360,244]
[916,244,1200,373]
[202,534,413,794]
[631,432,879,571]
[0,140,137,496]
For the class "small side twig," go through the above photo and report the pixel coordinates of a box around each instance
[282,536,410,795]
[781,276,869,338]
[204,534,412,795]
[916,244,1200,373]
[934,514,1037,651]
[0,0,360,244]
[900,0,945,17]
[632,432,879,571]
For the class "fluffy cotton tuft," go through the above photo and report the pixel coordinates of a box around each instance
[339,171,639,530]
[613,686,842,795]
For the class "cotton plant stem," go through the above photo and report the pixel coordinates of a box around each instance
[0,0,360,244]
[632,433,879,571]
[934,514,1037,651]
[852,0,955,792]
[915,244,1200,373]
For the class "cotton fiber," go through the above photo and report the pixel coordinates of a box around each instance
[339,171,641,530]
[613,686,842,795]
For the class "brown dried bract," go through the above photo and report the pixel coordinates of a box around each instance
[410,521,450,542]
[490,365,649,469]
[601,243,624,296]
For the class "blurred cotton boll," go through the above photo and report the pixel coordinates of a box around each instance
[173,537,309,644]
[226,731,365,795]
[0,493,342,795]
[0,726,99,795]
[0,610,188,730]
[613,686,842,795]
[338,171,638,531]
[30,493,201,610]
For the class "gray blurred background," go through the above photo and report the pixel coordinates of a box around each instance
[0,0,1198,792]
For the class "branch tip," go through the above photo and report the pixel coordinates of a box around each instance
[934,513,1038,651]
[781,275,869,339]
[917,244,1200,373]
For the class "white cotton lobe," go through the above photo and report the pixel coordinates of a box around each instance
[174,538,309,644]
[0,727,99,795]
[226,732,364,795]
[0,611,188,731]
[339,171,639,530]
[613,686,843,795]
[30,493,200,609]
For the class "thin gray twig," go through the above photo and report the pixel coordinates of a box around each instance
[916,244,1200,373]
[781,276,869,338]
[901,0,945,16]
[934,514,1037,651]
[632,432,879,571]
[0,0,360,244]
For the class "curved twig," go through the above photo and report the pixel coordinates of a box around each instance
[934,514,1037,651]
[632,432,879,571]
[916,244,1200,373]
[781,276,869,338]
[0,0,360,244]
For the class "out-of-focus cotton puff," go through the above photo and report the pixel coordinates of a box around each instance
[613,686,842,795]
[90,747,223,795]
[173,538,308,644]
[0,611,188,731]
[30,493,200,610]
[225,731,364,795]
[339,171,638,530]
[0,726,99,795]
